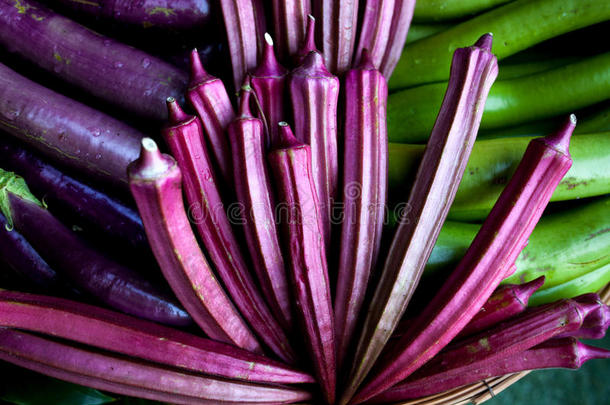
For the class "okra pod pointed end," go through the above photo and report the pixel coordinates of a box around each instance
[542,114,577,156]
[188,49,214,86]
[296,15,317,64]
[128,138,174,180]
[254,33,287,77]
[474,33,494,51]
[577,341,610,366]
[296,50,333,79]
[276,122,302,149]
[166,97,190,125]
[519,276,546,302]
[238,78,254,118]
[356,49,377,71]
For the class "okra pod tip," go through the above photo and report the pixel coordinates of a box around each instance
[128,139,173,181]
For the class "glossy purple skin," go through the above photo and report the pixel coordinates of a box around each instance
[0,0,188,120]
[353,0,395,69]
[162,101,294,363]
[341,35,498,405]
[0,212,60,289]
[48,0,211,30]
[313,0,358,74]
[4,192,191,326]
[0,329,313,404]
[0,63,143,188]
[0,139,147,250]
[268,123,336,404]
[558,294,610,340]
[271,0,310,61]
[0,290,314,384]
[351,115,576,404]
[334,53,388,368]
[128,137,259,351]
[368,338,610,403]
[379,0,415,78]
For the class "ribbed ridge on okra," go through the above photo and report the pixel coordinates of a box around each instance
[269,122,336,404]
[334,51,388,368]
[379,0,416,78]
[315,0,359,74]
[271,0,310,61]
[557,294,610,340]
[161,100,295,363]
[351,116,577,404]
[340,34,498,405]
[353,0,395,69]
[128,138,259,351]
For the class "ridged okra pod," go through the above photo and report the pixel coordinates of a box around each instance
[334,52,388,367]
[289,51,339,248]
[295,15,317,65]
[340,35,498,405]
[268,123,336,404]
[379,0,416,78]
[271,0,311,61]
[161,99,294,363]
[313,0,358,74]
[353,0,395,69]
[351,116,577,404]
[128,138,259,351]
[557,294,610,340]
[228,85,292,331]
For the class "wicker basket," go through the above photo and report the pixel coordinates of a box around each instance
[399,283,610,405]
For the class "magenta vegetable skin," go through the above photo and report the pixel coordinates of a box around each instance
[0,328,312,404]
[379,0,416,78]
[368,338,610,403]
[128,138,258,349]
[353,0,395,69]
[228,85,292,330]
[0,290,312,384]
[268,122,336,404]
[0,0,188,121]
[289,51,339,249]
[186,50,234,184]
[351,115,577,404]
[341,35,498,404]
[162,100,294,363]
[251,34,289,147]
[47,0,211,30]
[271,0,310,61]
[295,14,317,65]
[334,52,388,368]
[558,294,610,340]
[0,63,142,188]
[313,0,358,74]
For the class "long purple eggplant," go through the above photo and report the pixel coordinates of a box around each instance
[128,137,259,351]
[162,99,294,363]
[0,138,146,250]
[340,35,498,405]
[351,116,577,404]
[353,0,395,69]
[0,0,188,120]
[271,0,310,61]
[289,50,339,248]
[0,168,190,327]
[228,85,292,330]
[313,0,358,74]
[268,122,335,404]
[0,328,313,404]
[47,0,212,30]
[0,290,313,384]
[379,0,416,78]
[0,63,142,188]
[334,51,388,368]
[368,338,610,403]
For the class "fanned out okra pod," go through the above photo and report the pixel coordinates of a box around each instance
[379,0,416,78]
[0,329,312,405]
[268,123,336,404]
[251,34,289,147]
[128,138,258,350]
[271,0,311,61]
[334,51,388,368]
[295,15,317,65]
[186,50,234,184]
[289,51,339,248]
[313,0,358,74]
[368,338,610,403]
[0,291,312,384]
[162,99,294,363]
[351,116,577,404]
[353,0,395,69]
[340,35,498,405]
[228,85,292,331]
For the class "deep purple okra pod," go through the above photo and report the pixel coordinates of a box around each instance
[128,137,259,350]
[162,99,295,363]
[295,15,317,65]
[379,0,416,78]
[353,0,395,69]
[334,51,388,368]
[313,0,359,74]
[557,294,610,340]
[268,122,336,404]
[228,84,293,331]
[271,0,311,62]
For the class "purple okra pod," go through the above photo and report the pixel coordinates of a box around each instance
[0,328,313,404]
[295,15,317,65]
[0,290,313,384]
[351,114,578,404]
[334,51,388,368]
[161,99,295,363]
[353,0,395,69]
[313,0,359,74]
[289,50,340,248]
[368,337,610,403]
[271,0,311,61]
[251,34,289,147]
[186,50,235,184]
[557,293,610,340]
[340,34,498,405]
[228,84,293,331]
[379,0,416,78]
[268,122,336,404]
[128,137,259,350]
